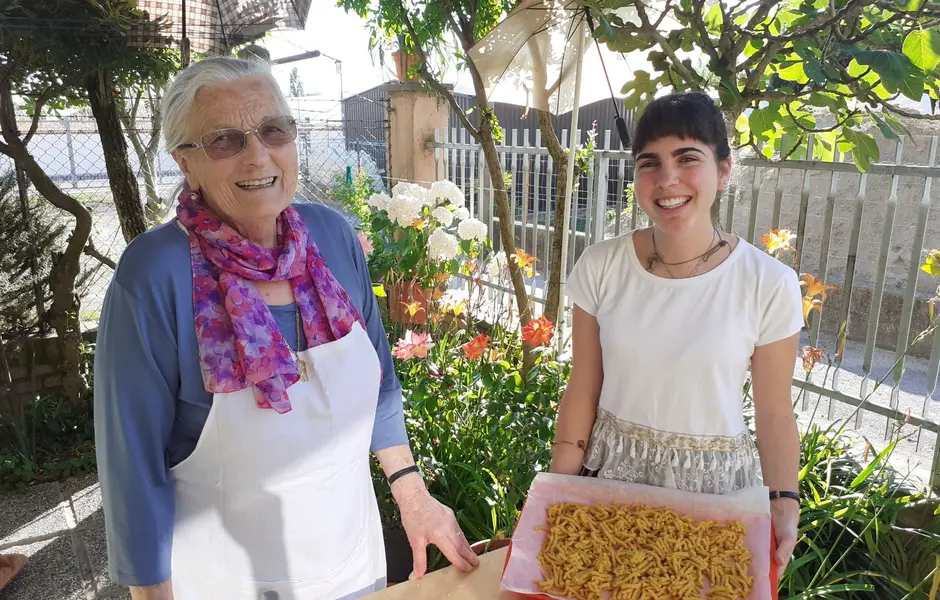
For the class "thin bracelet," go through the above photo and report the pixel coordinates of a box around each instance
[769,490,800,503]
[552,439,587,451]
[388,465,421,486]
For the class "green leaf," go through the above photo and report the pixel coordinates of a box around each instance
[749,107,777,142]
[743,40,764,59]
[902,29,940,73]
[841,127,880,172]
[620,70,656,110]
[798,63,825,87]
[807,92,845,113]
[866,110,899,141]
[899,73,926,102]
[849,49,915,95]
[703,4,723,36]
[850,440,896,489]
[735,112,750,145]
[778,61,809,84]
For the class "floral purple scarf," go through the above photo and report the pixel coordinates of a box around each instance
[177,188,364,414]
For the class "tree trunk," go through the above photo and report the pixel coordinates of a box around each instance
[0,82,92,402]
[118,92,166,226]
[715,109,742,228]
[535,109,581,327]
[140,156,164,223]
[86,69,147,242]
[475,107,535,375]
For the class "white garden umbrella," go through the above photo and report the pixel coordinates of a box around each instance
[469,0,631,330]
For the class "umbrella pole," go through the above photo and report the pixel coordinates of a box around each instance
[181,0,191,68]
[556,19,587,349]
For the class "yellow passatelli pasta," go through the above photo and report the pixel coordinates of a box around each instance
[534,502,754,600]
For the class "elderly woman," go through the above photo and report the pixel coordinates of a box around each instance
[94,57,478,600]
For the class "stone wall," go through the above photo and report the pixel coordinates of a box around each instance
[0,333,92,413]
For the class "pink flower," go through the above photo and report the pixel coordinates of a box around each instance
[358,232,374,257]
[392,330,434,360]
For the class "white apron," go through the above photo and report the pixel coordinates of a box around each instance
[169,323,387,600]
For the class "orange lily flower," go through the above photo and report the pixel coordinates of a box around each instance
[462,334,490,360]
[761,229,796,257]
[522,316,555,347]
[512,249,539,277]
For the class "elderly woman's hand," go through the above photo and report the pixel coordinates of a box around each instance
[394,478,480,580]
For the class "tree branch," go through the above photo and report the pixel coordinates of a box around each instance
[146,89,163,156]
[679,5,720,66]
[653,0,673,30]
[877,98,940,121]
[84,240,116,270]
[730,0,865,43]
[23,87,56,146]
[632,0,703,87]
[784,102,860,133]
[398,0,481,141]
[743,40,785,95]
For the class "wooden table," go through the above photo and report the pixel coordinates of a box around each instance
[364,547,528,599]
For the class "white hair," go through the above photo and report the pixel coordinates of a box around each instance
[161,57,292,207]
[162,56,291,153]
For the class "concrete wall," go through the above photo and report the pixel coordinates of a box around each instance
[724,122,940,356]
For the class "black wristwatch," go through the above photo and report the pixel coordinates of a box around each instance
[769,490,800,503]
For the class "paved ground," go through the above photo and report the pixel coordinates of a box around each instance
[0,475,129,600]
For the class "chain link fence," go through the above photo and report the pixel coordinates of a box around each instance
[1,104,389,331]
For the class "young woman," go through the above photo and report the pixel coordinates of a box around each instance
[550,92,802,569]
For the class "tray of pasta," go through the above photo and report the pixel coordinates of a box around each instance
[500,472,775,600]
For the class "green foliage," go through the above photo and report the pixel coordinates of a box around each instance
[0,0,179,115]
[781,426,939,599]
[595,1,940,171]
[0,170,67,338]
[330,168,378,234]
[0,394,97,491]
[373,320,567,571]
[337,0,516,79]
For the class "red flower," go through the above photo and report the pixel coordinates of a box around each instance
[462,334,490,360]
[522,316,555,347]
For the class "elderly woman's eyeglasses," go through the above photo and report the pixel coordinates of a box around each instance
[175,116,298,160]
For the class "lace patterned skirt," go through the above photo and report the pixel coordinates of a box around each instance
[581,409,762,495]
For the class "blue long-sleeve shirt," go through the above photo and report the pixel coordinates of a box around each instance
[93,202,406,587]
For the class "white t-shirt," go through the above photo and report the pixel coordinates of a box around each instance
[566,231,803,493]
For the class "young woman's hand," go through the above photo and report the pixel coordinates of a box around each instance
[771,498,800,572]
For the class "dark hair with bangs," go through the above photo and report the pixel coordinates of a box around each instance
[631,92,730,160]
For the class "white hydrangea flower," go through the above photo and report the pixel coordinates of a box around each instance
[486,251,508,278]
[428,180,465,208]
[428,228,460,261]
[393,182,429,206]
[431,206,454,227]
[367,192,390,212]
[386,194,423,228]
[453,206,471,222]
[457,217,488,242]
